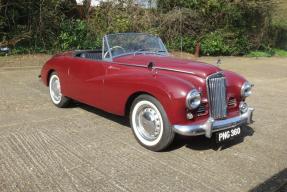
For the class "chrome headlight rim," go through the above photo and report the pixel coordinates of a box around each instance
[186,89,201,110]
[241,81,253,98]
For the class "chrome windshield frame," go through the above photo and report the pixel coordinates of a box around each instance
[102,35,113,61]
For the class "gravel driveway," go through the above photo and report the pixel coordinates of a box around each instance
[0,54,286,192]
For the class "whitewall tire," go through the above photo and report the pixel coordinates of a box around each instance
[49,72,70,107]
[130,94,175,151]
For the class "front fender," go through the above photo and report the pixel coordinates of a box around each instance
[151,73,196,124]
[117,72,199,125]
[40,55,70,95]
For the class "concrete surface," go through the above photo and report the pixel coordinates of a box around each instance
[0,54,286,192]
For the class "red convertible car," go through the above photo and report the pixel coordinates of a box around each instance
[40,33,254,151]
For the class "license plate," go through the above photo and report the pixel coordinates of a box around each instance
[216,127,241,143]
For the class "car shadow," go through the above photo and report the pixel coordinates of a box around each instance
[165,125,255,152]
[68,101,255,152]
[249,168,287,192]
[69,101,130,127]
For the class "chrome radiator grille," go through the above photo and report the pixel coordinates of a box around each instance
[207,73,227,119]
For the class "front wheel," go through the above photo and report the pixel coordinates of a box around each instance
[49,71,71,108]
[130,94,175,151]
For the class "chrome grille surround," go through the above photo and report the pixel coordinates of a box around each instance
[206,72,227,119]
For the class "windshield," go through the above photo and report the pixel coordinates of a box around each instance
[105,33,168,58]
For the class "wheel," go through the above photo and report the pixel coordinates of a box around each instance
[129,94,175,151]
[49,71,70,108]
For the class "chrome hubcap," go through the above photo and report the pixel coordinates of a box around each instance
[50,76,61,103]
[135,105,162,141]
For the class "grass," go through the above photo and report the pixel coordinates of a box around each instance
[247,51,273,57]
[247,49,287,57]
[273,49,287,57]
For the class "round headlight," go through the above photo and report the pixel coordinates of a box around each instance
[241,81,253,98]
[186,89,201,110]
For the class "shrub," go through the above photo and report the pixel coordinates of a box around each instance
[200,32,230,56]
[57,19,101,51]
[1,0,284,56]
[166,36,196,53]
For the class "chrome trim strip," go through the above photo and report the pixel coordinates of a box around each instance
[154,67,196,75]
[109,62,147,68]
[106,63,202,77]
[104,63,198,75]
[173,107,254,138]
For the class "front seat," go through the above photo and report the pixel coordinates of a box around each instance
[80,53,87,58]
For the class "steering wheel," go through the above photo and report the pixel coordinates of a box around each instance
[104,46,126,58]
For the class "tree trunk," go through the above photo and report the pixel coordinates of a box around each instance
[194,42,200,57]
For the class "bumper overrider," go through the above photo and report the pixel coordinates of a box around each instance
[173,107,254,138]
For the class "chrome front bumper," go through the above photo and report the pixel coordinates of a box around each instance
[173,107,254,138]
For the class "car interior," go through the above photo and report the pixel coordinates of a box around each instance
[74,50,102,60]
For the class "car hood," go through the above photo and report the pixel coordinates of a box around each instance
[113,54,221,79]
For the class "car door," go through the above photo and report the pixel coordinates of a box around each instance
[67,57,107,108]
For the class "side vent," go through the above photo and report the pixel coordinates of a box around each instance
[228,97,237,107]
[197,103,207,116]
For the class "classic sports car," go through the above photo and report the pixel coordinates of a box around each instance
[40,33,254,151]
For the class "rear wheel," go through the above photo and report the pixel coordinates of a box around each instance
[49,71,70,107]
[130,94,175,151]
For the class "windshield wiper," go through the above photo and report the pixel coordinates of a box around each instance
[134,49,167,56]
[134,49,148,56]
[156,50,167,55]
